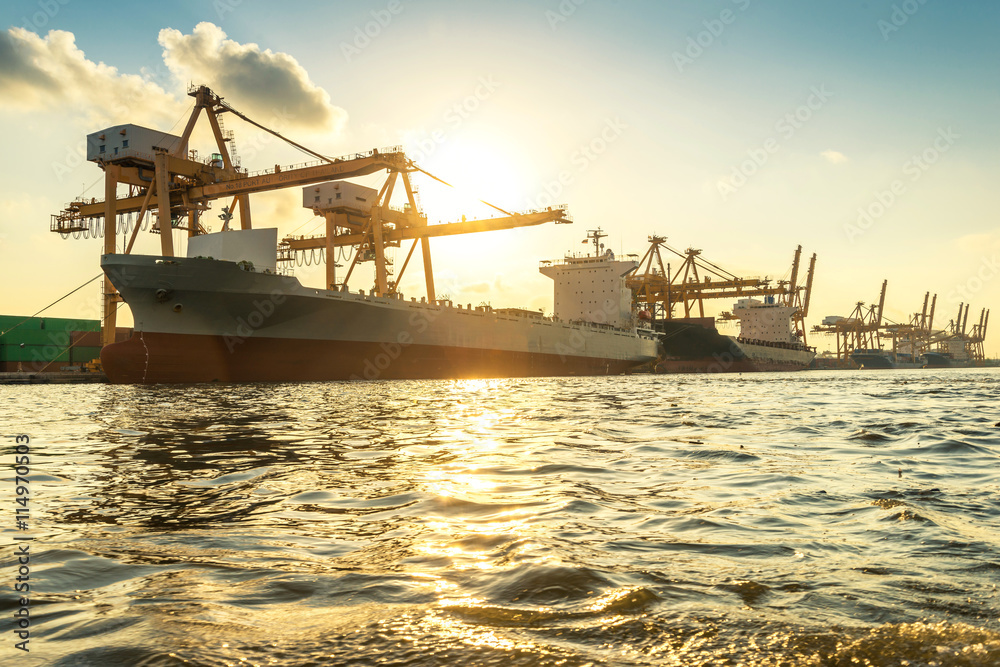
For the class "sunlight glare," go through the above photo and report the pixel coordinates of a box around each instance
[409,135,531,224]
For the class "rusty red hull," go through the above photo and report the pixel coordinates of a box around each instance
[101,332,641,384]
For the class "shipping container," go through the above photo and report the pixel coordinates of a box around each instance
[1,316,104,369]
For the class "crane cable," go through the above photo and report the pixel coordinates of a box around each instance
[0,274,104,337]
[218,102,336,165]
[409,165,513,217]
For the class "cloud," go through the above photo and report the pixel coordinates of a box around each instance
[158,22,347,134]
[0,28,183,127]
[0,24,347,137]
[821,149,848,164]
[0,28,61,104]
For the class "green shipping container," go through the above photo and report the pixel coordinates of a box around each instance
[1,316,105,369]
[0,315,100,336]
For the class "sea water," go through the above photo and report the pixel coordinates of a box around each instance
[2,369,999,666]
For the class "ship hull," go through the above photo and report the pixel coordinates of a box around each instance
[101,332,642,383]
[851,351,925,369]
[653,319,814,374]
[850,352,895,369]
[922,352,973,369]
[100,254,658,384]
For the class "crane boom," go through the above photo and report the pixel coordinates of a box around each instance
[802,253,816,317]
[283,209,569,250]
[787,245,802,298]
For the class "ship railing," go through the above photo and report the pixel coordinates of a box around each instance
[240,146,404,179]
[736,337,813,352]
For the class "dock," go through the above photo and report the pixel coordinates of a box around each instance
[0,372,107,385]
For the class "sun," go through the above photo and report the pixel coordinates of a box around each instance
[402,132,534,224]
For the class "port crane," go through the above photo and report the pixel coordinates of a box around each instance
[51,85,570,347]
[968,308,990,361]
[935,303,990,363]
[812,282,989,365]
[627,236,816,344]
[810,280,888,363]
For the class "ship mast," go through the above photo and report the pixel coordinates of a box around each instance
[585,228,607,257]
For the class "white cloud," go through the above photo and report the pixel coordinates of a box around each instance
[0,27,183,127]
[821,149,848,164]
[0,23,348,137]
[158,22,347,134]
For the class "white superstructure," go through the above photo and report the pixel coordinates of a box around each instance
[539,231,637,329]
[733,297,799,344]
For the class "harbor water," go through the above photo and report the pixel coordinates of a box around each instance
[2,369,999,666]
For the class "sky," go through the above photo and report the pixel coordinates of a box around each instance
[1,0,998,356]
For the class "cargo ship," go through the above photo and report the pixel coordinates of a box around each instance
[624,237,816,374]
[922,350,970,368]
[99,228,660,383]
[850,349,923,369]
[653,297,816,373]
[50,86,658,383]
[852,347,970,369]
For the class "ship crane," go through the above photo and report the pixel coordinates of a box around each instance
[969,308,990,361]
[50,84,571,347]
[940,304,990,363]
[811,279,887,363]
[627,238,816,343]
[888,296,988,364]
[813,282,989,366]
[882,291,943,362]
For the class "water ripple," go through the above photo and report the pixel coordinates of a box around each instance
[3,369,999,666]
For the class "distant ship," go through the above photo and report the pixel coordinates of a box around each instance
[922,351,966,368]
[850,349,923,369]
[100,229,660,383]
[852,348,971,369]
[654,297,815,373]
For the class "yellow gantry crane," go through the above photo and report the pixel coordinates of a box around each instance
[627,236,816,343]
[51,85,570,347]
[968,308,990,361]
[811,280,887,362]
[938,303,990,362]
[812,283,989,365]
